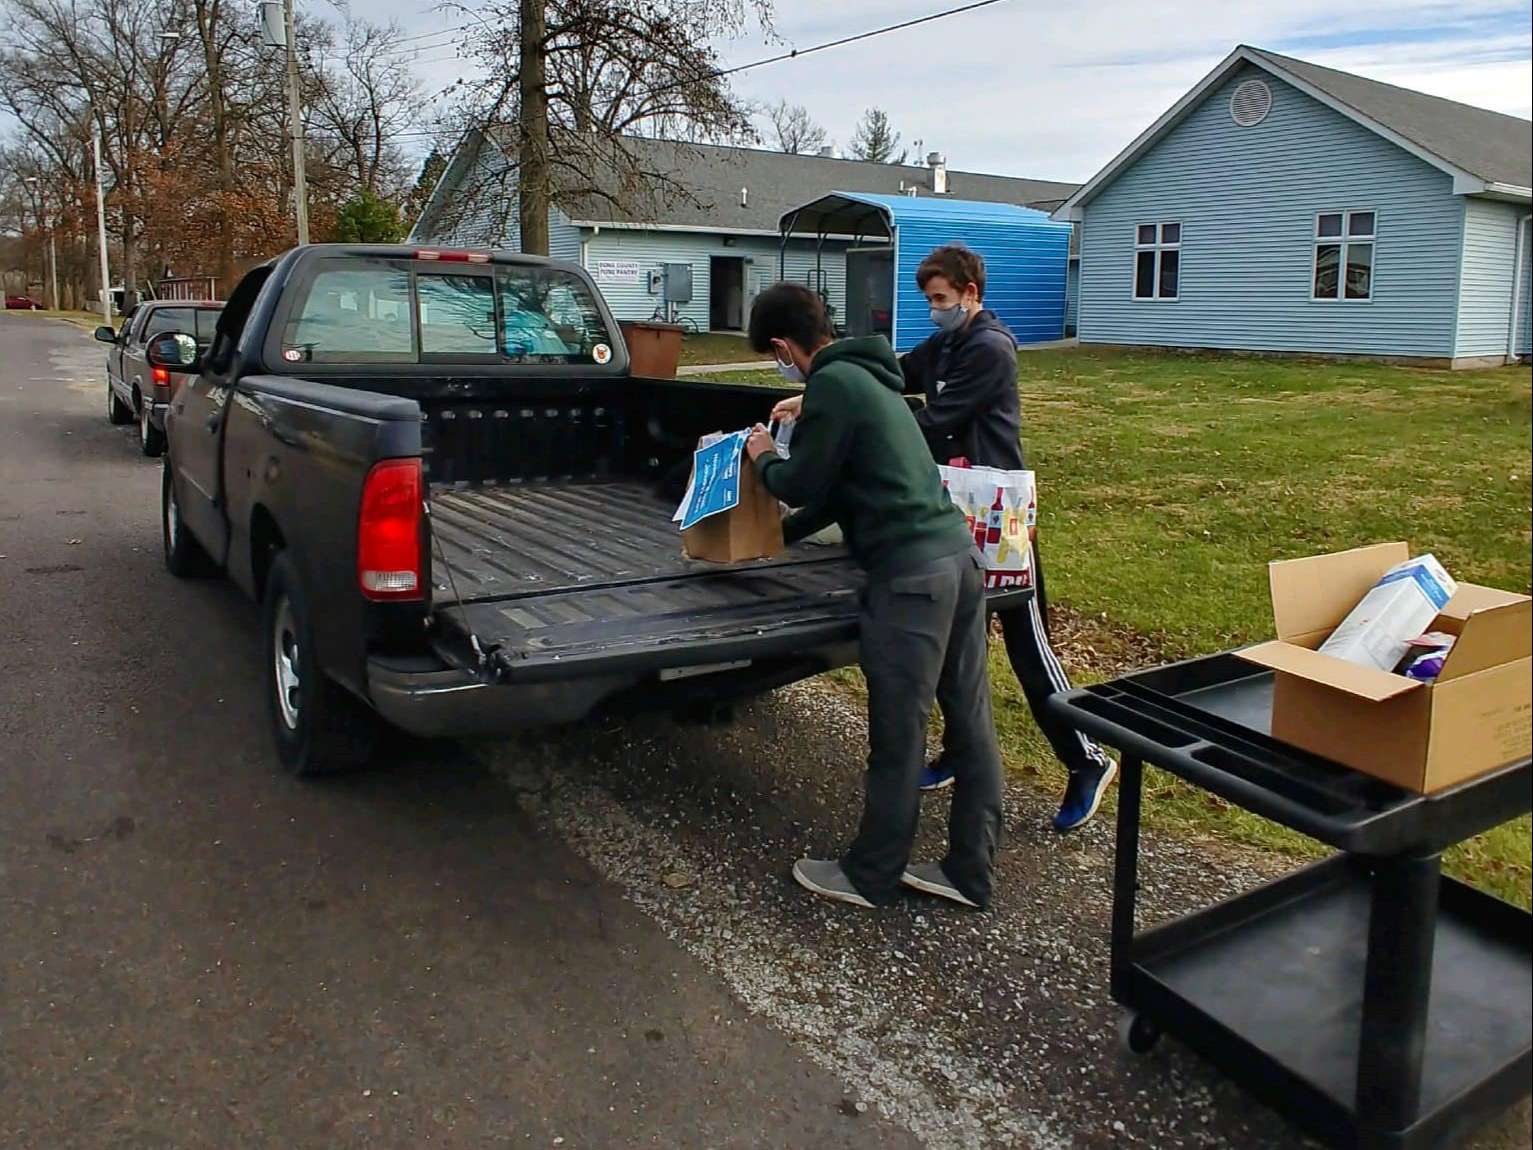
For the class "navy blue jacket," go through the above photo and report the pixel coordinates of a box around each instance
[899,309,1024,470]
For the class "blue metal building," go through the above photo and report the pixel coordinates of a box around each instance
[778,192,1073,352]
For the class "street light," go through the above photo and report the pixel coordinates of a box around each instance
[22,176,59,312]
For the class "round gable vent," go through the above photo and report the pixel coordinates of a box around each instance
[1230,78,1273,126]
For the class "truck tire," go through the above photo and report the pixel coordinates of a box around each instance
[162,463,217,577]
[262,552,379,776]
[107,378,132,425]
[139,399,166,457]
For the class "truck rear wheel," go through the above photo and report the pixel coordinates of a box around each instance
[139,400,166,457]
[262,552,379,776]
[107,378,132,425]
[162,464,217,577]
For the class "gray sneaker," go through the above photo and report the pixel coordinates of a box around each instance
[900,862,980,908]
[792,858,874,908]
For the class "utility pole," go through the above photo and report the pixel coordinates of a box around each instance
[48,227,59,313]
[284,0,309,245]
[93,125,113,325]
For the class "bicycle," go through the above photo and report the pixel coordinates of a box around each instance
[647,306,699,334]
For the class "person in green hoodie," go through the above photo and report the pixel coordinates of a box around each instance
[743,283,1004,911]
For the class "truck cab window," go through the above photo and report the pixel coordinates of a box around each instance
[418,274,497,356]
[283,266,415,363]
[144,308,194,341]
[499,267,610,363]
[194,309,221,349]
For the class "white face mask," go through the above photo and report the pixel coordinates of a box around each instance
[774,346,805,384]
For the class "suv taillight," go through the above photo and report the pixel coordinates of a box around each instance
[358,458,423,600]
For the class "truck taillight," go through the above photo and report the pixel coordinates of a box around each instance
[358,458,423,600]
[151,366,170,385]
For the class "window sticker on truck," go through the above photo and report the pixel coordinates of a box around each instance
[593,343,612,365]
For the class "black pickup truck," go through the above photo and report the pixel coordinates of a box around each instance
[154,244,1020,776]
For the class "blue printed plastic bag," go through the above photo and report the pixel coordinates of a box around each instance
[674,430,750,531]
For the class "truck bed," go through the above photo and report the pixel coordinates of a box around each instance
[427,482,866,680]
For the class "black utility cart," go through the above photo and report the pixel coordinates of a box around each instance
[1048,651,1532,1150]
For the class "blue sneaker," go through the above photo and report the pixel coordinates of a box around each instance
[918,761,955,792]
[1052,754,1118,832]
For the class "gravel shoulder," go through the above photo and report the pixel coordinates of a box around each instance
[481,678,1531,1150]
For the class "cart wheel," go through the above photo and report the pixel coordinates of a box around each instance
[1117,1011,1162,1055]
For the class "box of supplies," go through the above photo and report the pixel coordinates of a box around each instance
[673,431,784,563]
[1237,542,1531,793]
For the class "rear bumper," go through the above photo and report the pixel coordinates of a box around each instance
[366,658,630,737]
[365,641,859,739]
[148,400,168,431]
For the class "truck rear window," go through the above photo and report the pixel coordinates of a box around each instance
[140,306,222,347]
[279,261,615,366]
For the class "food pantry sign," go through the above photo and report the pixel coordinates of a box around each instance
[594,259,644,286]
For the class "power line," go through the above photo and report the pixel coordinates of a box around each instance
[391,18,481,45]
[376,29,476,59]
[705,0,1009,88]
[306,0,1012,142]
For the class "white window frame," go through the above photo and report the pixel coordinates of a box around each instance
[1312,209,1377,303]
[1133,221,1182,301]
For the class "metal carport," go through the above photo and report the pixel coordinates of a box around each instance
[778,192,1072,352]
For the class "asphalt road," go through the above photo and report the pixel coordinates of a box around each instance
[0,314,920,1148]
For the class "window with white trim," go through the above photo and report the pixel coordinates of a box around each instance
[1313,211,1376,301]
[1134,222,1180,300]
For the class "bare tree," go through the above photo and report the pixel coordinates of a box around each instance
[0,0,192,293]
[848,106,907,165]
[447,0,774,255]
[310,12,426,201]
[767,100,828,155]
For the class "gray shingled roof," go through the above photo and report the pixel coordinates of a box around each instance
[1248,46,1532,189]
[529,135,1080,231]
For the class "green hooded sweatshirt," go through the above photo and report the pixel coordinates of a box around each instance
[754,336,973,577]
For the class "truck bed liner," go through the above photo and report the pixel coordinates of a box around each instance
[428,483,865,678]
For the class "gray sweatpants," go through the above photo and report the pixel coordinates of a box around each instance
[841,549,1004,907]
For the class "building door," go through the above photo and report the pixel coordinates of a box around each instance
[709,257,745,331]
[845,248,893,338]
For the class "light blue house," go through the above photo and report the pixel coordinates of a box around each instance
[411,132,1079,336]
[1056,46,1532,367]
[778,192,1072,350]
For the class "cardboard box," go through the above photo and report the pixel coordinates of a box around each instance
[1238,542,1532,793]
[681,455,784,562]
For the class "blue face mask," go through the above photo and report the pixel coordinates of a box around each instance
[931,302,968,332]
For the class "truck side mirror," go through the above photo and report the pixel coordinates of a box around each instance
[94,325,117,343]
[146,332,200,371]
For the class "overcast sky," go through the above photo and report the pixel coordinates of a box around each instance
[2,0,1525,184]
[376,0,1532,182]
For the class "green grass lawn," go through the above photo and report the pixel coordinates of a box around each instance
[811,346,1532,906]
[677,331,770,366]
[1023,348,1532,906]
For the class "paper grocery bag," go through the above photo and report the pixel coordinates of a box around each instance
[680,445,785,563]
